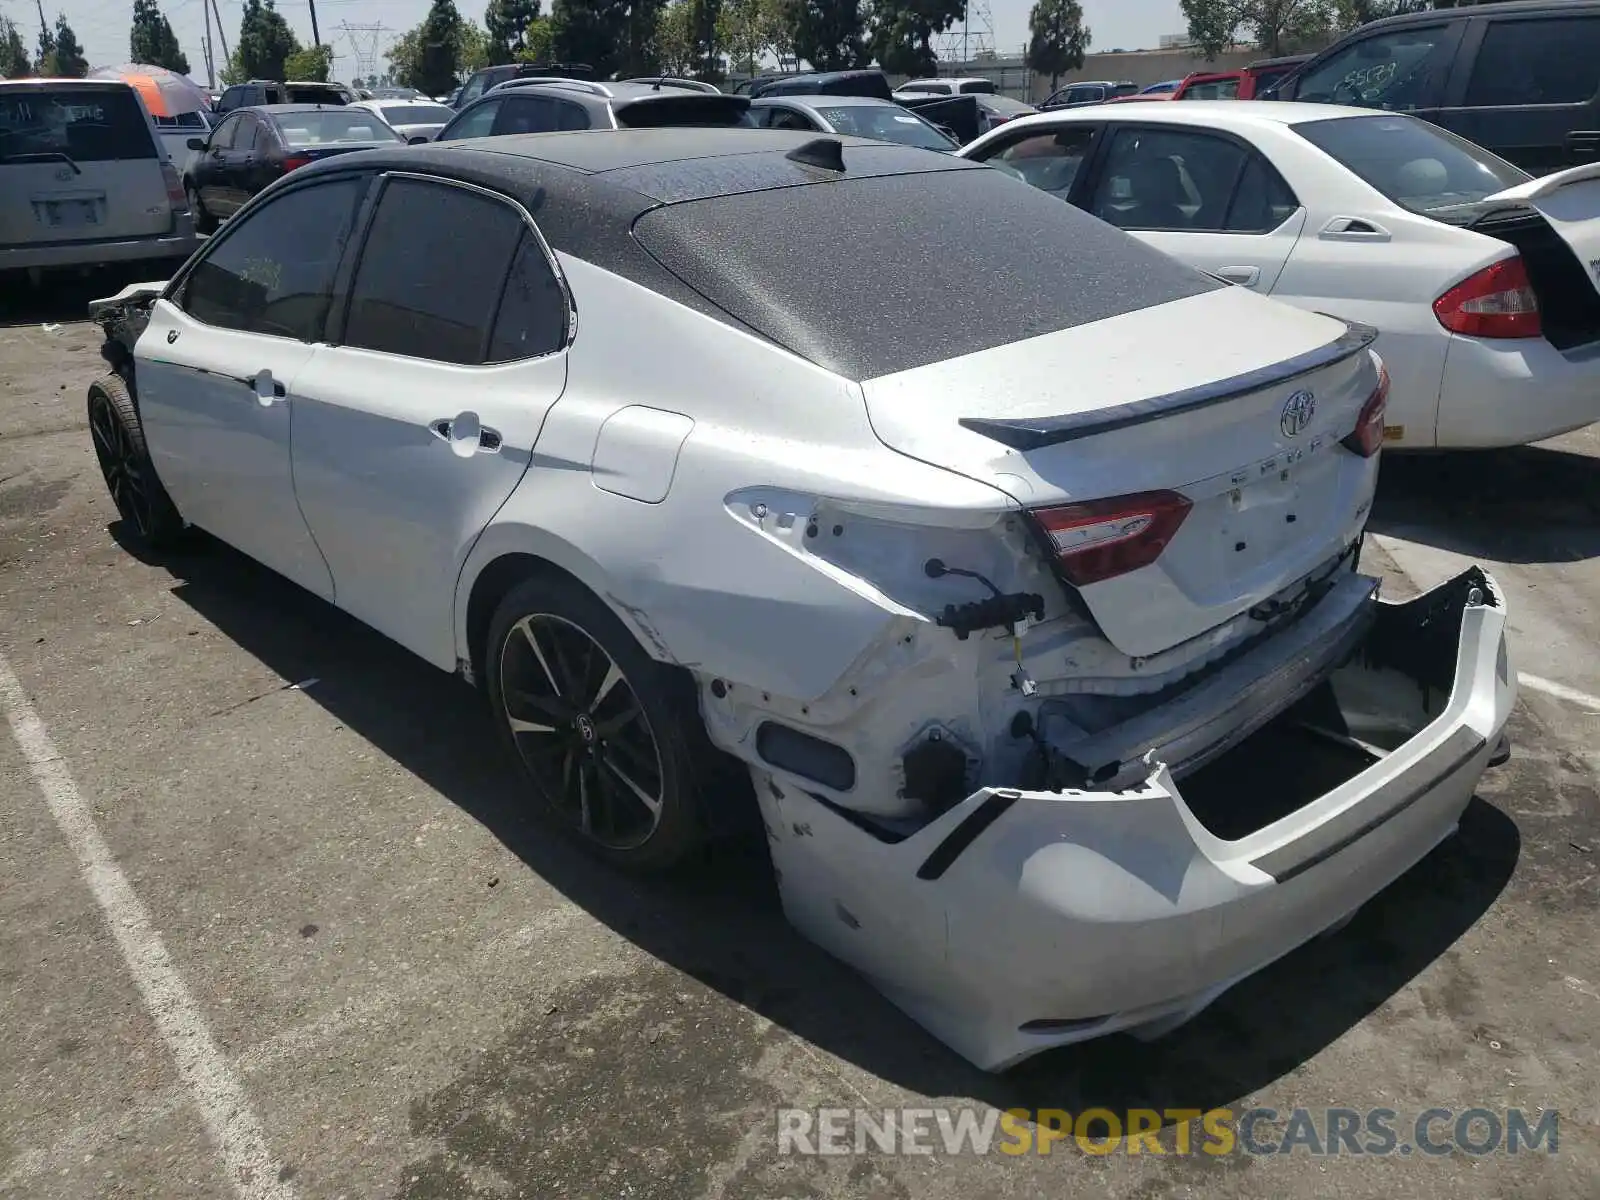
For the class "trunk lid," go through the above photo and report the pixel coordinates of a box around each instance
[1482,161,1600,301]
[860,286,1383,659]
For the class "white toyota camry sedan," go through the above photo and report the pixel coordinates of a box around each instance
[85,128,1512,1072]
[959,101,1600,450]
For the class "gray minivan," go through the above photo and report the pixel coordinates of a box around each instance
[0,79,200,275]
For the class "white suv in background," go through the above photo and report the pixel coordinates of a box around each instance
[1,78,200,277]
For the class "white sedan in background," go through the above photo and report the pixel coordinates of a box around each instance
[960,102,1600,450]
[349,97,458,142]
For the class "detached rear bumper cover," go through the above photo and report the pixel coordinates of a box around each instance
[758,567,1514,1072]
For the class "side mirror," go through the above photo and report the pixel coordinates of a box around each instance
[407,134,432,145]
[187,137,206,151]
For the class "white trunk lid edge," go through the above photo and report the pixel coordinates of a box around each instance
[1485,162,1600,300]
[859,286,1382,659]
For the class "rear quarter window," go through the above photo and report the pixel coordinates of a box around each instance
[633,165,1221,379]
[0,88,157,162]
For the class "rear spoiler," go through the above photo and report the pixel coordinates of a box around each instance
[959,321,1379,450]
[897,93,981,145]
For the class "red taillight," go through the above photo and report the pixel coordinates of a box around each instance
[282,153,312,173]
[1027,490,1192,586]
[1433,257,1541,339]
[1341,361,1391,458]
[159,160,186,209]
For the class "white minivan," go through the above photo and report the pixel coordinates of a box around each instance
[1,78,200,276]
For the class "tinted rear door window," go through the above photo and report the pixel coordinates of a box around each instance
[0,88,156,161]
[343,177,526,364]
[181,177,367,341]
[493,95,568,135]
[440,100,501,140]
[1465,16,1600,107]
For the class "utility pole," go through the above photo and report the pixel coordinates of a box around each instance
[308,0,321,48]
[34,0,46,47]
[209,0,230,68]
[203,0,215,87]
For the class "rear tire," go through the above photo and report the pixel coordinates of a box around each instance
[485,574,706,873]
[186,185,216,235]
[87,374,185,551]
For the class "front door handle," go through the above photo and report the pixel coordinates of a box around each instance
[1216,264,1262,287]
[240,368,285,405]
[429,413,502,456]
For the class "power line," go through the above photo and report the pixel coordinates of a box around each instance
[335,19,389,81]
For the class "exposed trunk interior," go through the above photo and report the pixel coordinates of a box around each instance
[1471,207,1600,352]
[1179,567,1495,841]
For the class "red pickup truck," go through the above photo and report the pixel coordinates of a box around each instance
[1107,54,1311,104]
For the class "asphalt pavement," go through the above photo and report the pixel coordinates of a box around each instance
[0,272,1596,1199]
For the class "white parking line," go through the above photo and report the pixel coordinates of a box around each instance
[0,650,297,1200]
[1518,673,1600,713]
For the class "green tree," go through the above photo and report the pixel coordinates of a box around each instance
[517,15,556,61]
[784,0,867,69]
[1,15,31,76]
[867,0,965,76]
[458,19,491,71]
[485,0,539,62]
[130,0,191,73]
[415,0,463,95]
[1025,0,1089,92]
[40,13,87,76]
[283,43,333,80]
[653,0,696,72]
[1180,0,1332,58]
[716,0,778,76]
[688,0,722,78]
[236,0,301,80]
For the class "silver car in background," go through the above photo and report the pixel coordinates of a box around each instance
[349,98,459,144]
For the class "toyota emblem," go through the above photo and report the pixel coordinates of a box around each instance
[1280,390,1316,438]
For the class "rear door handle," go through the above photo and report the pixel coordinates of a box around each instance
[429,414,502,455]
[1216,264,1262,287]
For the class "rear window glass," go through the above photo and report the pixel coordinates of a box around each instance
[154,111,209,129]
[1296,114,1530,212]
[982,95,1036,116]
[633,165,1221,380]
[815,105,952,149]
[615,95,751,128]
[958,80,998,95]
[0,88,156,162]
[378,103,454,125]
[274,110,402,147]
[286,86,347,105]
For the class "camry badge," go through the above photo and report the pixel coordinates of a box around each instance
[1280,389,1316,438]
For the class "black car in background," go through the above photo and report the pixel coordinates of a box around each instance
[183,104,403,232]
[450,62,595,109]
[215,79,353,114]
[1272,0,1600,173]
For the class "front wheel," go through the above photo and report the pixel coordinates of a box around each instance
[186,184,216,235]
[87,374,184,550]
[485,575,707,872]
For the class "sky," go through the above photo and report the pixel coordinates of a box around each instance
[6,0,1187,86]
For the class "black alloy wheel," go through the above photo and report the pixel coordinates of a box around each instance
[500,612,667,850]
